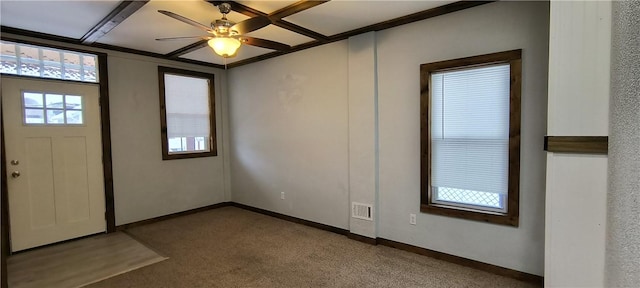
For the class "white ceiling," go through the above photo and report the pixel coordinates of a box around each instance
[0,0,122,39]
[284,0,451,36]
[0,0,457,66]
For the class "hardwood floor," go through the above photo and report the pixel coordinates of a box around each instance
[8,232,167,288]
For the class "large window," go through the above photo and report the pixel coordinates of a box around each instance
[158,66,217,160]
[420,50,521,226]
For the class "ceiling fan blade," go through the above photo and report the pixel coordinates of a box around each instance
[158,10,211,32]
[156,36,209,41]
[240,36,290,51]
[231,16,271,34]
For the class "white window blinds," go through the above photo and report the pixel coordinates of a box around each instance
[430,64,510,195]
[164,74,211,139]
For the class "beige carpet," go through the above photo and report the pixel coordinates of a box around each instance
[8,231,167,288]
[83,207,539,288]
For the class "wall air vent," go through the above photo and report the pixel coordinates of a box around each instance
[352,202,373,221]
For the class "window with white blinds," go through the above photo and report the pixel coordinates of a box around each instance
[420,49,521,226]
[159,67,217,160]
[430,64,510,212]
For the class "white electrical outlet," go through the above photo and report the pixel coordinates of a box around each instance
[409,214,417,225]
[280,192,285,200]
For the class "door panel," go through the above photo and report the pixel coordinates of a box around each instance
[62,136,91,222]
[25,137,56,229]
[2,77,105,252]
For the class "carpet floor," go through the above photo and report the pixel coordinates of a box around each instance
[87,206,540,288]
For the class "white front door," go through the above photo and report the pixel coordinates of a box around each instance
[2,76,106,252]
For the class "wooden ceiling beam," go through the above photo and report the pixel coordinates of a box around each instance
[165,39,209,58]
[269,0,330,19]
[207,1,329,41]
[81,0,149,44]
[272,20,329,41]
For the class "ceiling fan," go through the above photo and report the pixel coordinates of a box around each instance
[156,3,290,58]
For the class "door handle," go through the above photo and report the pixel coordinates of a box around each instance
[11,171,20,178]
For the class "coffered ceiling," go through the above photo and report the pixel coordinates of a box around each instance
[0,0,490,68]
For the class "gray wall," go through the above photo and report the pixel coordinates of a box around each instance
[229,1,548,275]
[377,1,548,275]
[228,42,350,229]
[108,54,231,225]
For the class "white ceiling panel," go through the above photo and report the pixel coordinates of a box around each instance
[181,43,274,65]
[97,0,250,55]
[246,25,314,47]
[0,0,121,39]
[236,0,297,14]
[284,0,455,36]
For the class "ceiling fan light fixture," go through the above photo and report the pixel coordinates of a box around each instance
[208,37,241,58]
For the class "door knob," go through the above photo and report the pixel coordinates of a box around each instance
[11,171,20,178]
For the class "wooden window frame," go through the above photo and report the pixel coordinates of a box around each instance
[158,66,217,160]
[420,49,522,226]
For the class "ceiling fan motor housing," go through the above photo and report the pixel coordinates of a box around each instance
[213,19,237,36]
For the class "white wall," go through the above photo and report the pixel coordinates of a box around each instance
[229,1,549,275]
[544,1,611,286]
[228,42,350,229]
[108,54,230,225]
[377,1,548,275]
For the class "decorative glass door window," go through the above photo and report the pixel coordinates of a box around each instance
[23,92,83,125]
[1,40,98,82]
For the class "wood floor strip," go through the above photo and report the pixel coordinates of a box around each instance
[7,232,167,288]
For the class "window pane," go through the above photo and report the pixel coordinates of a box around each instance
[24,93,43,108]
[63,53,81,81]
[168,137,184,152]
[66,110,83,124]
[25,109,44,124]
[46,109,65,124]
[434,187,503,210]
[83,67,97,82]
[65,95,82,110]
[431,64,510,198]
[1,43,18,74]
[42,49,62,79]
[82,55,97,82]
[164,74,211,153]
[45,94,64,108]
[19,46,40,76]
[431,65,510,139]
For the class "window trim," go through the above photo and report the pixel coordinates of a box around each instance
[420,49,522,226]
[158,66,217,160]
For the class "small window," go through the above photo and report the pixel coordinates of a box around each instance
[23,92,84,125]
[158,66,217,160]
[1,40,98,82]
[420,50,521,226]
